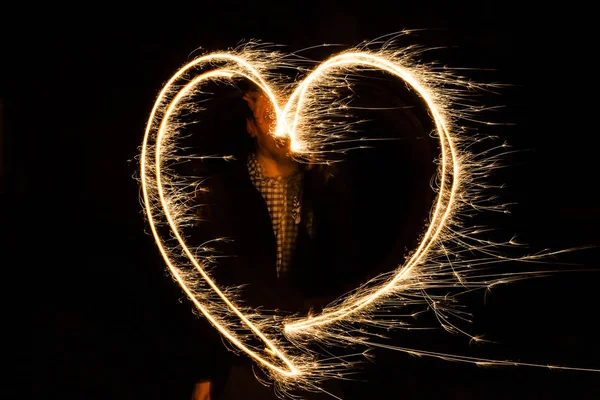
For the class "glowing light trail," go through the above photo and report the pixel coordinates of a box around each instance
[282,52,458,332]
[139,36,599,396]
[141,55,303,376]
[153,69,298,375]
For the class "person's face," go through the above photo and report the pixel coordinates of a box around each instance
[243,90,290,159]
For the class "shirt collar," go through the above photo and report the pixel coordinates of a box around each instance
[247,153,302,183]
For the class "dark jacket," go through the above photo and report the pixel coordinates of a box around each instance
[193,159,355,314]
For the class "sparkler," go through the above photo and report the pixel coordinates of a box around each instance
[139,33,598,397]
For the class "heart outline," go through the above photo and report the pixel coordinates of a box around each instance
[140,49,457,379]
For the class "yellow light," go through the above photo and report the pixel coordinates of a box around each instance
[139,35,599,396]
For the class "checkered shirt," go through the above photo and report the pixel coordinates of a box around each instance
[248,153,303,278]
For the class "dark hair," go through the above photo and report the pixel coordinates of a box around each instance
[185,86,255,171]
[236,81,261,121]
[236,79,259,94]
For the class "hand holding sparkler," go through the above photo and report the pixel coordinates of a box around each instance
[243,90,276,138]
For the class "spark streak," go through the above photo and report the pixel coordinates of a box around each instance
[141,55,299,376]
[282,52,458,332]
[139,34,598,397]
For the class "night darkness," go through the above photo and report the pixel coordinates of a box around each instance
[10,2,599,399]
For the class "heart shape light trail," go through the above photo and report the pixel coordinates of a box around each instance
[140,38,598,395]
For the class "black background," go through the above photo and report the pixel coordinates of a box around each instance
[7,2,599,399]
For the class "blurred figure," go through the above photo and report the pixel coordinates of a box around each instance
[190,87,353,399]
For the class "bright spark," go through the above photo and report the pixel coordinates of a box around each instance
[138,33,598,397]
